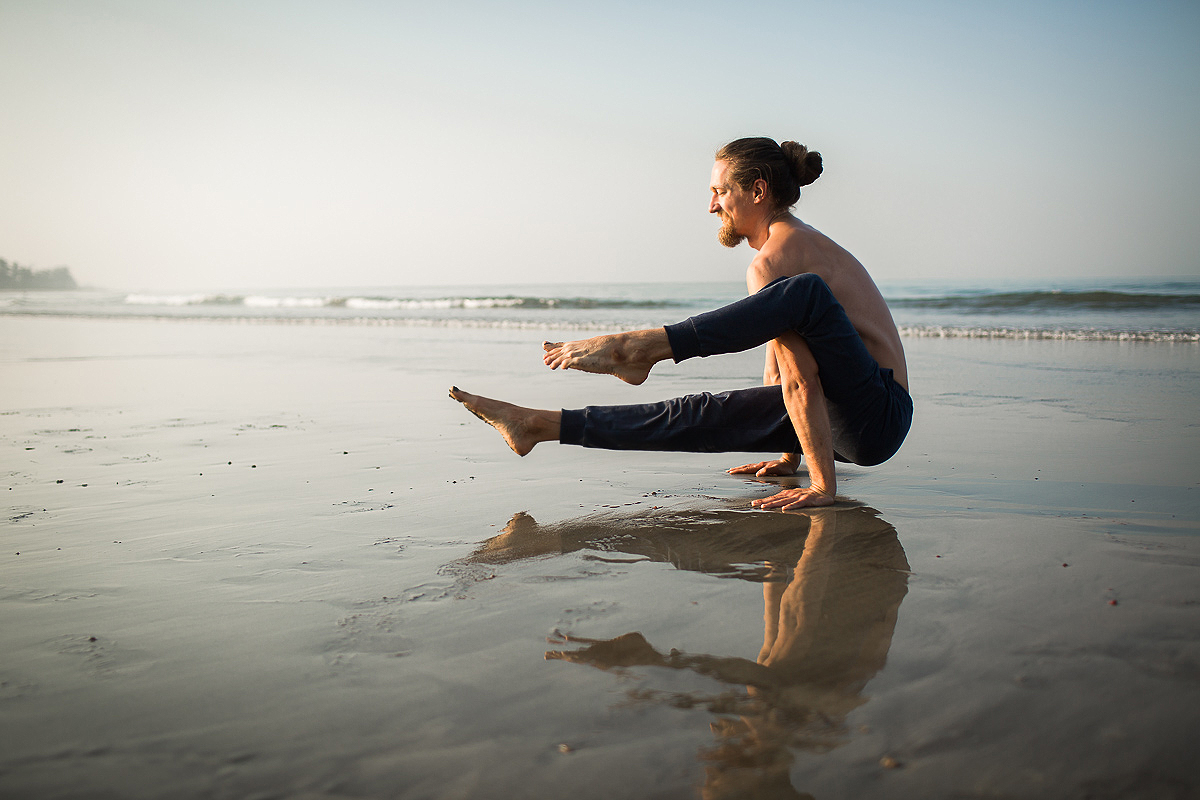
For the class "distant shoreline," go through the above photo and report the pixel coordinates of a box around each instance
[0,259,77,291]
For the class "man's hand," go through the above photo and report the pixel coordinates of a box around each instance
[751,486,836,510]
[727,454,799,477]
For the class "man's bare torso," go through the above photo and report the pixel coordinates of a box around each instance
[749,217,908,390]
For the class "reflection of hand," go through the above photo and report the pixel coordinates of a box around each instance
[751,487,835,511]
[727,455,799,477]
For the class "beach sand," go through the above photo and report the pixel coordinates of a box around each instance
[2,315,1198,799]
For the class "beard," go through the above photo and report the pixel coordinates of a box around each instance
[717,215,745,248]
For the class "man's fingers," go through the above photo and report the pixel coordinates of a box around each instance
[751,487,835,510]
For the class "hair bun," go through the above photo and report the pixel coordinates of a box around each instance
[781,141,823,187]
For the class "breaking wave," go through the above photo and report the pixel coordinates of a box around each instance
[890,289,1200,313]
[122,293,686,310]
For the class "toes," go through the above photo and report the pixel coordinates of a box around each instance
[543,341,562,352]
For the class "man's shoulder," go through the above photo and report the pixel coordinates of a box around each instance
[746,248,809,292]
[752,222,819,274]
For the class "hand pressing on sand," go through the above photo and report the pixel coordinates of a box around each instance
[542,328,674,386]
[752,485,836,511]
[727,453,800,477]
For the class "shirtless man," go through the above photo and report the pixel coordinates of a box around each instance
[451,137,912,510]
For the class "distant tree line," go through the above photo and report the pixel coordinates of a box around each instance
[0,259,77,290]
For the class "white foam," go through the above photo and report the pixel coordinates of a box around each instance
[124,293,214,306]
[243,296,328,308]
[898,325,1200,342]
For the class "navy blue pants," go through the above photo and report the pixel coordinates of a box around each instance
[558,274,913,467]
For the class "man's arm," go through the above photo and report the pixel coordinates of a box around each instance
[752,331,836,509]
[740,252,836,509]
[726,342,801,477]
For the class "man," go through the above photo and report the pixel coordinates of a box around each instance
[450,137,912,510]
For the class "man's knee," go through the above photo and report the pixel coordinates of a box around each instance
[778,273,835,306]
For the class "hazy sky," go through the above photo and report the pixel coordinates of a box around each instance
[2,0,1197,291]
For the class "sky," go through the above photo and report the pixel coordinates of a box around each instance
[1,0,1198,291]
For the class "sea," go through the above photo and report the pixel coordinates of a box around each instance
[2,277,1198,342]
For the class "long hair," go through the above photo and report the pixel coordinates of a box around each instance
[715,137,823,209]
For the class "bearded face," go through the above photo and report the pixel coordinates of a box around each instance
[717,214,745,248]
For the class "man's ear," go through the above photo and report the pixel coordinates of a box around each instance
[752,178,769,203]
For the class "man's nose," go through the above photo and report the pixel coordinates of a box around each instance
[708,194,719,213]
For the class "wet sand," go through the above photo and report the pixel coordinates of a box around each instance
[2,315,1198,799]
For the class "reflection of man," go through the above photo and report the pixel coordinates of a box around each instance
[451,137,913,510]
[536,508,910,799]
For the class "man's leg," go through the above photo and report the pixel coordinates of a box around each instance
[664,274,875,402]
[543,275,873,399]
[560,386,801,454]
[451,385,803,456]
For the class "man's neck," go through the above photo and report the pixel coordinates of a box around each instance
[748,211,795,251]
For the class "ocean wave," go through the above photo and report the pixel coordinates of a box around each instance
[243,295,330,309]
[124,293,245,306]
[123,293,686,310]
[889,289,1200,312]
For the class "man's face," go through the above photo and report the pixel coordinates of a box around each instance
[709,160,750,248]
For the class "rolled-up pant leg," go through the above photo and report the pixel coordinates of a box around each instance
[560,274,913,466]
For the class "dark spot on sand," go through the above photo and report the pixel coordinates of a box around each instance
[1109,599,1119,606]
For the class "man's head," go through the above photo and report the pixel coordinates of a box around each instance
[710,137,823,247]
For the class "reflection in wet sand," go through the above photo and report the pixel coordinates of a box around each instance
[466,505,909,799]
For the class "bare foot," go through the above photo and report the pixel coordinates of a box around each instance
[542,328,672,385]
[448,387,560,456]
